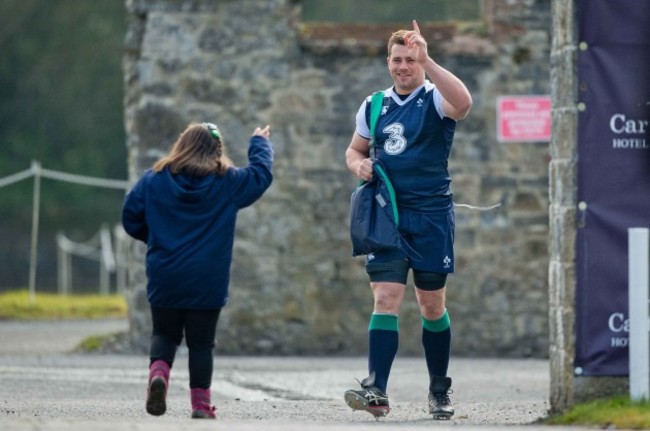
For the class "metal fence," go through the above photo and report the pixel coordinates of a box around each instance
[0,160,129,302]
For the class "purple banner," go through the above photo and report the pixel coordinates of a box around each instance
[575,0,650,376]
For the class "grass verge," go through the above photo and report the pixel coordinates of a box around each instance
[75,332,126,353]
[0,289,127,320]
[545,396,650,430]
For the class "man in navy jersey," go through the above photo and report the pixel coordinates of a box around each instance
[344,20,472,420]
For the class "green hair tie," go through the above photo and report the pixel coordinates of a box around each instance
[203,122,221,140]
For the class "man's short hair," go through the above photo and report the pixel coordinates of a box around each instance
[387,29,409,56]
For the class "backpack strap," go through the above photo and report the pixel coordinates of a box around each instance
[368,91,384,151]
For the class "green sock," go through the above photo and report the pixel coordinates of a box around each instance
[421,310,450,332]
[368,313,399,331]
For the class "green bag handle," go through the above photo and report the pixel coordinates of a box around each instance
[374,163,399,225]
[365,90,399,225]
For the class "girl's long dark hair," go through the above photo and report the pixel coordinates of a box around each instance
[153,123,233,176]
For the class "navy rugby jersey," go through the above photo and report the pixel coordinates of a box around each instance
[355,81,456,212]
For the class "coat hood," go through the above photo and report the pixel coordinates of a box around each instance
[163,169,215,203]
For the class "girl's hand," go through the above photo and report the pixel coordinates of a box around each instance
[253,124,271,138]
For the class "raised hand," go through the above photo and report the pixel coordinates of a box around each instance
[404,20,428,64]
[253,124,271,138]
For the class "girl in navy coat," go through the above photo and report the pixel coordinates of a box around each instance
[122,121,273,419]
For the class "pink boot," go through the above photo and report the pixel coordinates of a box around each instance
[146,360,170,416]
[190,388,216,419]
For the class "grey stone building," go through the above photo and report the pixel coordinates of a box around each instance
[123,0,552,360]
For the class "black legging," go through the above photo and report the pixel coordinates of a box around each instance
[150,306,221,389]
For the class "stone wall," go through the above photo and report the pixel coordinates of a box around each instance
[123,0,552,358]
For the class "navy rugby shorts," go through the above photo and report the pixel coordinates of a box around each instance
[365,207,455,278]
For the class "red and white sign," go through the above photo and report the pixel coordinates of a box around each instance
[497,95,551,142]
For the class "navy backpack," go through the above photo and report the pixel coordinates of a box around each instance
[349,91,420,259]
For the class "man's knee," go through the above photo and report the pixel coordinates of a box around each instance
[372,284,405,312]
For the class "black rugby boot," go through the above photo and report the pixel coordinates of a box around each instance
[344,372,390,420]
[428,375,454,420]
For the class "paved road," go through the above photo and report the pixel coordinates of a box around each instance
[0,319,582,430]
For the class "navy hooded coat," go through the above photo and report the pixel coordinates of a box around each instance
[121,135,273,309]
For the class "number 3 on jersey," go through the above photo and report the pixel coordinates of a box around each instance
[382,123,407,155]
